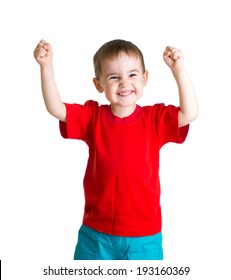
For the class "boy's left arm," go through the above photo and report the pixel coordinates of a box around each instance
[163,46,199,127]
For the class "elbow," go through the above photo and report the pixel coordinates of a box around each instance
[193,105,199,121]
[189,108,199,123]
[45,105,57,118]
[179,108,199,127]
[45,103,66,122]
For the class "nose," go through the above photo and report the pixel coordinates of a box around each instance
[119,76,129,87]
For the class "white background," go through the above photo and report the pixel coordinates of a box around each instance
[0,0,231,279]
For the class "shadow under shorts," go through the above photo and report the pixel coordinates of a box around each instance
[74,224,163,260]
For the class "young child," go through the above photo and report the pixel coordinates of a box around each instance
[34,39,198,260]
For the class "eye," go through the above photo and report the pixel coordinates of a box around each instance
[129,73,137,77]
[109,76,119,80]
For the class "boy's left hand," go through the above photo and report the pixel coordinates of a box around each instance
[163,46,184,71]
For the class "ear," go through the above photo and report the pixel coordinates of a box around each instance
[143,70,149,86]
[93,78,104,93]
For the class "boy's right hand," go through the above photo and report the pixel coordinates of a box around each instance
[34,40,52,67]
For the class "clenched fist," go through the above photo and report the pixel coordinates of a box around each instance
[34,39,53,67]
[163,46,184,71]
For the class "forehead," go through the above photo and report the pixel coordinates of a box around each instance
[101,52,142,71]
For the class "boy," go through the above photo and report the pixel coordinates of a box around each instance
[34,39,198,260]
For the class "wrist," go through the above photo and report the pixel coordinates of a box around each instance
[40,63,54,72]
[171,66,187,78]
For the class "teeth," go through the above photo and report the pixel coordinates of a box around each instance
[118,91,132,96]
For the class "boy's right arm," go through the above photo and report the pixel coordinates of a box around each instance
[34,40,66,122]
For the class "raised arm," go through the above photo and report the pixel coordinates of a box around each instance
[163,46,199,127]
[34,40,66,122]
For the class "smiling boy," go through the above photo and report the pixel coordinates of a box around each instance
[34,39,198,260]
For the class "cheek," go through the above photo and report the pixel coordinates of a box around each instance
[106,83,116,91]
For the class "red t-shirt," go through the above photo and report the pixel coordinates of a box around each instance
[59,100,189,236]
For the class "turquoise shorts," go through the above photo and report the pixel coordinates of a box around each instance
[74,224,163,260]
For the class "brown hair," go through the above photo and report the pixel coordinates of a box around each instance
[93,39,146,78]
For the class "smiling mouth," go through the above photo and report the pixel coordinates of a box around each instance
[117,90,134,97]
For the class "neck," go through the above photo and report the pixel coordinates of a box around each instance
[110,104,136,118]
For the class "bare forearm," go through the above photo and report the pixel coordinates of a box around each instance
[163,46,198,127]
[172,68,199,127]
[34,40,66,121]
[40,65,66,121]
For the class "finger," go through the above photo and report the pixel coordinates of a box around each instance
[163,46,175,58]
[166,46,174,50]
[163,47,171,58]
[39,39,47,45]
[34,47,47,59]
[166,46,182,60]
[171,50,183,60]
[39,48,47,57]
[37,39,50,51]
[43,42,51,52]
[37,39,46,48]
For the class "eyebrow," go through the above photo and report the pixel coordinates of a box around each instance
[105,69,140,78]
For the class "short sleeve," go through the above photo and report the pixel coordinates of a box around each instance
[154,104,189,147]
[59,100,98,142]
